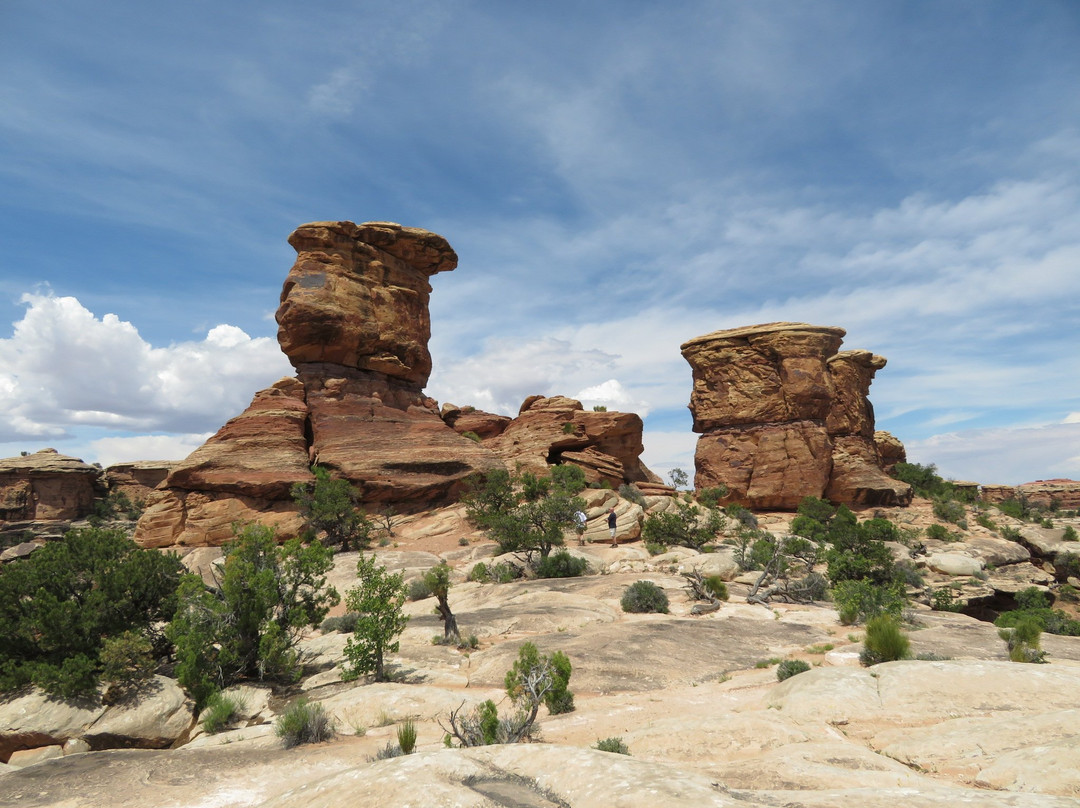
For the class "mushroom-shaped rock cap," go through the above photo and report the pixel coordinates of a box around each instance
[277,221,457,384]
[286,221,457,275]
[680,322,846,356]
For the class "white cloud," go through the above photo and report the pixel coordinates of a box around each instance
[0,292,292,442]
[573,379,652,418]
[640,430,698,484]
[1065,413,1080,424]
[906,422,1080,486]
[89,433,214,467]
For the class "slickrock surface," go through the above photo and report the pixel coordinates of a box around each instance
[681,322,911,509]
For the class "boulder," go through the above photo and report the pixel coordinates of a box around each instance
[927,552,985,577]
[440,404,512,440]
[81,677,194,750]
[0,449,104,522]
[681,322,911,510]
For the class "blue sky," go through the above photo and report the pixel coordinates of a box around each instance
[1,1,1078,486]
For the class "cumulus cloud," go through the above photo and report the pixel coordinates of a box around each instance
[0,292,292,443]
[573,379,652,417]
[89,433,215,467]
[906,422,1080,486]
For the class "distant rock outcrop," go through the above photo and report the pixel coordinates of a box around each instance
[134,221,503,547]
[103,461,176,504]
[468,395,661,489]
[0,449,104,522]
[681,322,911,509]
[982,479,1080,511]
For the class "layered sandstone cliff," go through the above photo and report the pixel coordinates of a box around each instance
[681,322,911,509]
[134,222,503,547]
[0,449,104,522]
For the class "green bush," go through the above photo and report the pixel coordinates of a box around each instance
[930,588,964,612]
[925,523,958,542]
[467,562,490,583]
[999,616,1046,663]
[320,613,360,633]
[291,465,372,551]
[594,736,630,754]
[995,497,1032,521]
[535,549,588,578]
[1054,551,1080,580]
[776,659,811,681]
[396,718,417,754]
[976,513,998,532]
[697,486,728,508]
[99,630,156,697]
[860,614,911,665]
[932,498,967,526]
[408,578,434,601]
[202,691,246,734]
[275,698,335,748]
[621,580,669,613]
[703,575,729,601]
[461,431,481,443]
[831,579,906,625]
[0,527,183,698]
[1063,526,1079,542]
[642,500,724,550]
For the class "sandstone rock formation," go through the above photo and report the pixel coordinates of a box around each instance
[982,479,1080,511]
[0,449,104,522]
[681,323,911,509]
[133,222,503,547]
[103,461,176,504]
[478,395,661,488]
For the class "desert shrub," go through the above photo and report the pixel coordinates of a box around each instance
[1063,525,1079,542]
[320,613,360,633]
[790,572,829,601]
[642,500,724,550]
[860,614,911,665]
[492,562,522,583]
[621,580,669,613]
[725,503,758,528]
[618,483,647,506]
[999,616,1046,663]
[776,659,811,681]
[925,523,955,541]
[99,629,157,692]
[932,498,967,526]
[976,513,998,532]
[895,560,924,588]
[90,489,144,522]
[202,691,246,735]
[1058,584,1079,602]
[291,465,372,551]
[594,736,630,754]
[535,549,588,578]
[930,588,964,612]
[397,718,417,754]
[550,463,587,494]
[0,527,183,698]
[461,431,481,443]
[167,523,338,708]
[408,578,434,601]
[832,579,906,625]
[468,562,490,583]
[275,698,335,748]
[995,586,1080,636]
[995,497,1032,521]
[644,540,666,556]
[1054,551,1080,580]
[561,422,576,434]
[592,405,608,412]
[372,741,404,760]
[703,575,729,601]
[697,486,728,508]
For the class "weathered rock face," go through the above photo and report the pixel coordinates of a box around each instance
[982,479,1080,511]
[277,221,455,385]
[441,404,512,441]
[104,461,176,504]
[0,449,104,522]
[681,323,910,509]
[874,430,906,473]
[481,395,660,487]
[134,222,503,547]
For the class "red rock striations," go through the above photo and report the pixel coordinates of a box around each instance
[0,449,104,522]
[681,322,911,510]
[133,222,503,547]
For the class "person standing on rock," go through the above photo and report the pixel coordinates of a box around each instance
[574,509,588,544]
[608,507,618,548]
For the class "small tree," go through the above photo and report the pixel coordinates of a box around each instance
[505,642,574,715]
[291,465,372,550]
[167,523,338,707]
[642,500,724,550]
[999,616,1046,663]
[423,562,459,642]
[668,468,689,490]
[342,554,409,682]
